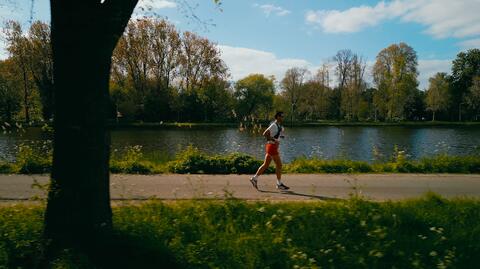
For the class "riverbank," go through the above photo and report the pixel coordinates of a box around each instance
[108,120,480,129]
[1,146,479,174]
[6,120,480,130]
[1,194,479,268]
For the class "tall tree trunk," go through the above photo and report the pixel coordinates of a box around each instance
[432,111,435,121]
[44,0,138,250]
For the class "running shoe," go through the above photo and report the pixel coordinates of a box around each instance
[250,176,258,190]
[276,183,290,190]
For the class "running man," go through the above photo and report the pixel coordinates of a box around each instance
[250,111,290,191]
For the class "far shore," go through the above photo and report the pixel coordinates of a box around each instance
[11,120,480,130]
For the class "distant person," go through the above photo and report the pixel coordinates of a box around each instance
[250,111,290,191]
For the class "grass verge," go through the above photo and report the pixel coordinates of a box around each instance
[1,145,480,174]
[1,194,479,268]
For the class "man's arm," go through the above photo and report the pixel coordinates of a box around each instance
[263,130,274,141]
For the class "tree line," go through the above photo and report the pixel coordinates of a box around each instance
[1,19,479,124]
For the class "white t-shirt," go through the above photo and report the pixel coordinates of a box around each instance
[266,122,284,144]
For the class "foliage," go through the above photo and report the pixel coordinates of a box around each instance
[464,76,480,120]
[450,48,480,120]
[13,143,51,174]
[234,74,275,121]
[2,19,480,123]
[1,195,480,268]
[110,145,159,174]
[168,146,274,174]
[2,144,480,175]
[286,157,373,173]
[372,43,418,121]
[426,73,450,121]
[0,60,22,123]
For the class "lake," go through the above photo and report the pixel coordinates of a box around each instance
[1,126,480,162]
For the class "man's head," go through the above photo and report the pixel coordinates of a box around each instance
[274,111,284,123]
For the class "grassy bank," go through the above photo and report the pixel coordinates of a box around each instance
[1,194,479,268]
[1,145,480,175]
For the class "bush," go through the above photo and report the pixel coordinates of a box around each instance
[14,144,51,174]
[110,145,157,174]
[2,144,480,175]
[168,146,273,174]
[286,157,373,173]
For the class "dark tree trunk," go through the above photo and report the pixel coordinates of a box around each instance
[44,0,138,250]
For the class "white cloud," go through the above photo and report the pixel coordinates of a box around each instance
[305,0,480,39]
[417,59,452,90]
[458,38,480,49]
[218,45,316,82]
[136,0,177,10]
[254,3,291,17]
[305,2,403,33]
[132,0,177,19]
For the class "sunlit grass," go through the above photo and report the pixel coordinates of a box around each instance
[1,194,479,268]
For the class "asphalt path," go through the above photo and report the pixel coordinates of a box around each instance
[1,173,480,202]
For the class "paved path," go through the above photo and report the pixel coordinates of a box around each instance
[1,174,480,201]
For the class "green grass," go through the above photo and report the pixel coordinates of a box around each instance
[1,144,480,175]
[1,194,480,268]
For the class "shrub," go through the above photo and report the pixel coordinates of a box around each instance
[110,145,156,174]
[14,144,51,174]
[168,146,272,174]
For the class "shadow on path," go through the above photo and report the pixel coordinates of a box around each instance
[258,189,342,201]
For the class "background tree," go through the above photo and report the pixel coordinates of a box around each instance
[464,76,480,121]
[0,60,22,123]
[450,49,480,121]
[297,66,331,121]
[234,74,274,121]
[281,67,308,124]
[426,72,450,121]
[177,31,227,120]
[339,53,366,121]
[112,19,152,118]
[373,42,418,121]
[197,77,233,121]
[404,89,426,121]
[4,21,34,122]
[26,21,54,121]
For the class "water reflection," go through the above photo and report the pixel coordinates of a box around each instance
[1,126,480,162]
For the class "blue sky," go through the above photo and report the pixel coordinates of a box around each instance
[1,0,480,89]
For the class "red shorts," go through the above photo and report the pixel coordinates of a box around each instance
[265,143,279,156]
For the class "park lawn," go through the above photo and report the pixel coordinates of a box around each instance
[0,193,479,268]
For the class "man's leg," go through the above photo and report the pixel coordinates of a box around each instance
[272,154,289,190]
[255,154,272,177]
[250,154,272,190]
